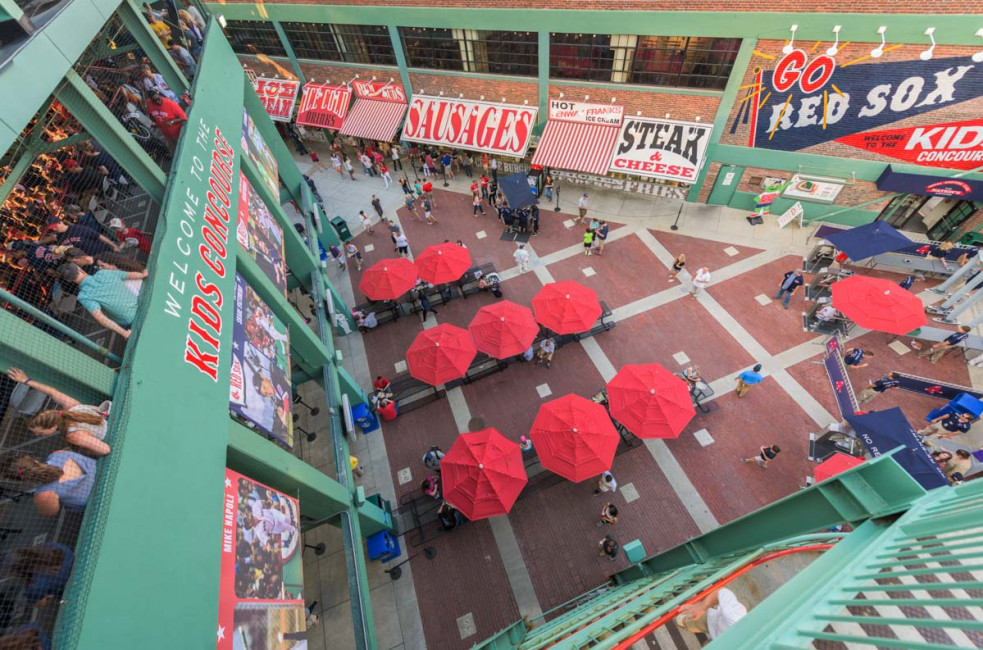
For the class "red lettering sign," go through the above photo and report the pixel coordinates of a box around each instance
[402,97,538,156]
[836,119,983,171]
[772,50,836,94]
[351,79,407,103]
[296,83,352,130]
[252,77,300,122]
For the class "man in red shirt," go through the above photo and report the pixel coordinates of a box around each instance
[421,179,434,207]
[145,89,187,149]
[480,175,490,201]
[108,218,153,255]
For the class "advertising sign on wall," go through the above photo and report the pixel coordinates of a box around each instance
[609,118,712,183]
[402,96,538,156]
[835,118,983,171]
[296,83,352,130]
[229,274,293,447]
[217,468,305,649]
[352,79,407,103]
[781,174,846,203]
[241,109,279,197]
[547,100,624,126]
[252,77,300,123]
[236,173,287,296]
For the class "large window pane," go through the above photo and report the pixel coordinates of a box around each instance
[630,36,740,89]
[223,20,287,58]
[400,27,463,71]
[282,23,396,66]
[466,31,537,77]
[549,34,614,83]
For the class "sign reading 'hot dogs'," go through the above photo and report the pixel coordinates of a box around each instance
[609,117,713,184]
[402,96,538,156]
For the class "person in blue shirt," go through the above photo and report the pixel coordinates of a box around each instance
[918,411,974,439]
[917,325,971,363]
[857,372,901,404]
[441,153,454,180]
[773,270,804,309]
[7,542,75,607]
[4,450,99,516]
[735,363,764,398]
[60,262,148,339]
[843,347,873,369]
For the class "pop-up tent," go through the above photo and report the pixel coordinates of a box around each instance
[823,220,913,261]
[497,172,539,208]
[845,408,949,490]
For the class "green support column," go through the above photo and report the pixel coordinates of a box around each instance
[118,0,189,95]
[537,30,549,129]
[272,20,306,84]
[387,25,413,100]
[686,36,757,203]
[55,70,168,202]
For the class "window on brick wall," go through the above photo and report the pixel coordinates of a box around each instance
[282,23,397,66]
[223,20,287,58]
[463,31,538,77]
[401,27,464,71]
[630,36,740,89]
[549,34,616,83]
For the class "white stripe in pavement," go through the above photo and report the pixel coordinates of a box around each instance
[645,439,719,534]
[771,369,838,428]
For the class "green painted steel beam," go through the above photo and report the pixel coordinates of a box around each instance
[0,148,37,206]
[117,0,189,95]
[0,308,116,403]
[336,363,367,408]
[272,20,306,84]
[55,70,168,202]
[202,6,983,46]
[388,25,413,98]
[33,131,92,154]
[537,31,548,127]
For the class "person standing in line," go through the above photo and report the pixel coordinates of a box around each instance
[395,232,410,257]
[343,156,356,181]
[345,242,363,271]
[594,471,617,496]
[358,211,375,235]
[461,153,473,178]
[480,174,491,202]
[843,347,873,369]
[423,152,434,178]
[690,267,711,296]
[536,337,556,368]
[578,193,589,224]
[917,326,972,364]
[594,221,609,255]
[530,204,540,236]
[599,535,619,562]
[390,145,403,171]
[490,157,498,183]
[668,253,686,282]
[309,150,328,172]
[359,152,375,176]
[774,270,804,309]
[371,195,384,220]
[422,179,435,207]
[857,372,901,404]
[735,363,763,397]
[472,194,485,217]
[514,244,531,273]
[597,502,618,526]
[330,153,344,178]
[543,173,554,204]
[423,198,438,225]
[441,152,454,180]
[379,163,393,189]
[741,444,781,468]
[404,195,422,222]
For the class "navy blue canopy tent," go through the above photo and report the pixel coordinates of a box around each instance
[497,172,539,208]
[845,408,949,490]
[823,220,914,261]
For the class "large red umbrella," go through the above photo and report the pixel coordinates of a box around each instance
[606,364,695,439]
[415,242,472,284]
[528,394,619,482]
[468,301,540,359]
[359,258,418,301]
[831,275,926,336]
[441,428,527,520]
[532,281,602,334]
[405,324,477,386]
[814,453,865,483]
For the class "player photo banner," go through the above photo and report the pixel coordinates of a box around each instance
[296,83,353,130]
[241,109,279,198]
[609,117,713,184]
[217,468,305,649]
[252,77,300,122]
[229,274,294,447]
[402,96,538,156]
[236,173,287,296]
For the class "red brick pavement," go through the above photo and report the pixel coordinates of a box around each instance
[596,298,756,383]
[707,255,818,357]
[651,230,764,272]
[361,316,424,382]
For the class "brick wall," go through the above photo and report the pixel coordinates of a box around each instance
[697,162,722,202]
[408,73,538,105]
[298,63,401,87]
[219,0,972,13]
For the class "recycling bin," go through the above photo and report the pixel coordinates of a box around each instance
[330,215,352,242]
[352,402,379,433]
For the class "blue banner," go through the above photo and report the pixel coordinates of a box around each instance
[876,166,983,201]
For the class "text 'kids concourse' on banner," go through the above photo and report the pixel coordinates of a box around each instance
[237,173,287,296]
[229,274,293,447]
[217,468,305,649]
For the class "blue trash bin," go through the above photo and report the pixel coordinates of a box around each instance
[352,402,380,433]
[366,530,401,562]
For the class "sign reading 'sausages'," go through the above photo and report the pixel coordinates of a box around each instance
[402,96,538,156]
[609,118,712,184]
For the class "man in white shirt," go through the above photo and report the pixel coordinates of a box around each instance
[578,193,589,223]
[816,304,839,322]
[514,244,531,272]
[676,587,748,640]
[594,471,617,495]
[690,267,712,296]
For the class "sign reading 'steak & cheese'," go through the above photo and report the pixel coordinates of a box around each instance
[609,118,713,184]
[402,96,538,156]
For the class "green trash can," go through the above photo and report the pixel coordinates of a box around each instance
[330,216,352,242]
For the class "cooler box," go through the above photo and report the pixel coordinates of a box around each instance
[330,216,352,242]
[623,539,646,564]
[366,530,401,562]
[352,402,379,433]
[951,393,983,419]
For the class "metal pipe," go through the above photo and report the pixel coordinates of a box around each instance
[938,271,983,310]
[939,287,983,323]
[930,256,982,294]
[0,289,122,364]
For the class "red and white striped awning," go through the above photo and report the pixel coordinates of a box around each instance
[338,99,407,141]
[531,120,621,175]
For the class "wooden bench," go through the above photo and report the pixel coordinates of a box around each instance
[392,374,445,413]
[445,352,511,388]
[353,300,401,330]
[553,301,616,346]
[458,263,497,298]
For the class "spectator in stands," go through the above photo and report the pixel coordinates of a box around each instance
[179,19,202,60]
[856,372,900,404]
[59,262,148,339]
[843,347,873,369]
[3,450,98,516]
[6,368,112,457]
[108,218,152,255]
[45,219,118,256]
[676,588,748,641]
[180,0,206,31]
[144,8,171,46]
[145,89,187,150]
[63,248,145,275]
[167,39,197,78]
[139,65,179,103]
[916,325,972,364]
[4,240,61,277]
[774,270,804,309]
[77,141,125,186]
[0,624,50,649]
[6,542,75,607]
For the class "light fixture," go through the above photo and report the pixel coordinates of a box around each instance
[523,99,529,104]
[354,74,360,79]
[371,76,377,81]
[920,27,936,61]
[501,96,506,102]
[559,92,564,98]
[636,110,642,116]
[584,94,590,100]
[974,29,983,63]
[419,88,425,94]
[826,25,841,56]
[665,112,671,119]
[870,26,887,58]
[783,24,798,55]
[480,95,485,100]
[459,93,464,98]
[390,77,395,82]
[439,91,444,96]
[217,14,226,28]
[695,116,701,122]
[610,97,616,103]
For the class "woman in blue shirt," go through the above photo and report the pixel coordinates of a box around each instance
[7,543,75,607]
[4,451,98,516]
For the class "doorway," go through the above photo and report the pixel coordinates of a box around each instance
[706,165,743,206]
[878,194,980,241]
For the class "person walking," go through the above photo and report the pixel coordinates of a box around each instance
[331,153,344,178]
[594,221,609,255]
[857,372,901,404]
[917,326,971,364]
[345,242,363,271]
[741,444,781,468]
[668,253,686,282]
[387,220,402,252]
[578,193,589,224]
[379,163,393,189]
[422,179,435,206]
[774,270,804,309]
[418,291,439,322]
[472,194,485,217]
[594,471,617,495]
[514,244,531,272]
[328,243,346,271]
[371,195,384,220]
[404,195,422,222]
[843,347,873,369]
[309,150,328,172]
[399,176,412,196]
[598,535,619,562]
[423,198,437,225]
[390,144,403,171]
[358,211,375,235]
[422,446,444,471]
[359,152,375,176]
[690,267,711,296]
[735,363,763,398]
[597,502,618,526]
[395,232,410,257]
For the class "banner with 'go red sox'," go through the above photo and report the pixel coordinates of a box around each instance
[402,96,538,156]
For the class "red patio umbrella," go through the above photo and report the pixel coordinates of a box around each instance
[405,324,477,386]
[468,301,540,359]
[528,394,619,482]
[415,242,472,284]
[814,453,865,483]
[606,364,695,439]
[831,275,926,336]
[441,428,528,520]
[532,280,602,334]
[358,258,418,301]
